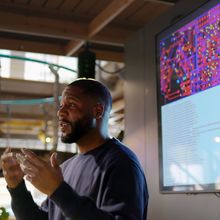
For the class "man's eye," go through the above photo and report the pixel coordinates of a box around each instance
[69,103,76,108]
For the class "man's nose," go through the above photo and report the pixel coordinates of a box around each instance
[57,106,67,117]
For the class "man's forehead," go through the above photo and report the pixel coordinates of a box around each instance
[63,86,82,94]
[62,86,86,98]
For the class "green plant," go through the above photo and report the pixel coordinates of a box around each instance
[0,207,9,220]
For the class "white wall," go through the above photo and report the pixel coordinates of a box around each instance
[124,0,220,219]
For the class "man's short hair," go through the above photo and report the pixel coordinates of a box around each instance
[68,78,112,113]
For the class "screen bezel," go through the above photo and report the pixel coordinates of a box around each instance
[156,0,220,193]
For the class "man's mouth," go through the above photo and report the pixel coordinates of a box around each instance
[59,120,71,132]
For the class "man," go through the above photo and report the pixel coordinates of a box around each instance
[1,78,148,220]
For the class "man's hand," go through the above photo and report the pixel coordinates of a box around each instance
[1,148,24,188]
[18,149,64,196]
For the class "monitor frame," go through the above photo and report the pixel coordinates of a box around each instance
[156,0,220,193]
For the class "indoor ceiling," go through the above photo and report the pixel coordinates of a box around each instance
[0,0,178,62]
[0,0,178,148]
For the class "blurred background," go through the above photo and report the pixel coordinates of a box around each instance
[0,0,177,218]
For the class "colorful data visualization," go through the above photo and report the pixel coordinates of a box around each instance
[159,4,220,105]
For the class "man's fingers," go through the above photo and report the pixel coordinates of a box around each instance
[4,147,11,153]
[17,150,43,175]
[20,159,39,173]
[1,152,14,160]
[21,149,44,168]
[1,147,14,160]
[20,163,38,176]
[1,152,18,168]
[50,152,59,168]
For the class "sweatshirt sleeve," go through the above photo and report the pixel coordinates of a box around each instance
[8,180,48,220]
[50,181,112,220]
[50,160,148,220]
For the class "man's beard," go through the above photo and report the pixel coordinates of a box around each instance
[61,116,94,144]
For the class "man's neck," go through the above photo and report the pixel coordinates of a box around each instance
[77,134,110,153]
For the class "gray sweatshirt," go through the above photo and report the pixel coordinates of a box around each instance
[8,138,148,220]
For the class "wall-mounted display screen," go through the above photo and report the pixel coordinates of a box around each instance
[157,0,220,193]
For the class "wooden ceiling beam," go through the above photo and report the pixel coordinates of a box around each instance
[0,37,65,55]
[77,48,124,62]
[0,11,87,39]
[88,0,134,37]
[91,25,135,46]
[93,49,124,62]
[143,0,175,6]
[0,37,123,62]
[65,0,134,56]
[0,11,130,46]
[65,40,85,56]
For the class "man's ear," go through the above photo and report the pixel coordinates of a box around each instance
[93,103,104,119]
